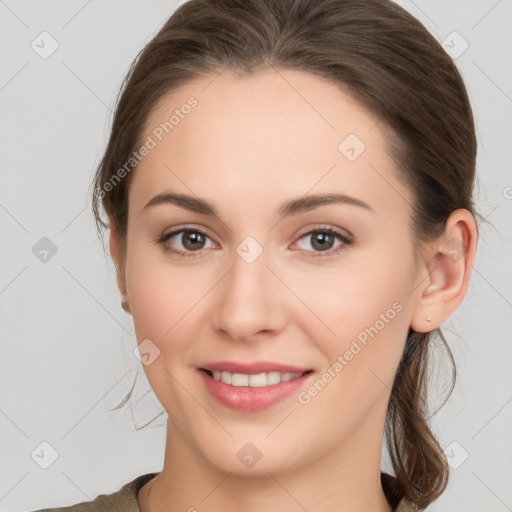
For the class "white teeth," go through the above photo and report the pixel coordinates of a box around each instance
[231,373,249,386]
[261,372,280,386]
[250,372,269,387]
[209,370,304,387]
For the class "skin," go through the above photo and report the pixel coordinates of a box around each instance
[108,68,477,512]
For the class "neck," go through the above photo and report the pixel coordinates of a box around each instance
[141,409,393,512]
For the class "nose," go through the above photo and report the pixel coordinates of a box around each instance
[211,244,287,342]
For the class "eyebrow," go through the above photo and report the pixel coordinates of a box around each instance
[142,191,375,218]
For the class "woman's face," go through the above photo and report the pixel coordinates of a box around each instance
[119,69,425,475]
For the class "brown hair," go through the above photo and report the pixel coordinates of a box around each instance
[90,0,479,509]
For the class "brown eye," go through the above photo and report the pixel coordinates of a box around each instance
[309,231,336,251]
[160,228,215,255]
[294,228,352,256]
[181,230,206,251]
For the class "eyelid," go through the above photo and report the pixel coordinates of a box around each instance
[294,224,353,241]
[158,224,354,257]
[290,225,353,256]
[160,224,216,241]
[158,225,218,251]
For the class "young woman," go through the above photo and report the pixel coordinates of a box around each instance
[34,0,479,510]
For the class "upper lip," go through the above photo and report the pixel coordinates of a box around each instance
[199,361,313,374]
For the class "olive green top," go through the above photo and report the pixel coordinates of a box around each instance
[31,472,417,511]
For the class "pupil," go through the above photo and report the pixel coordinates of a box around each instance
[180,231,335,252]
[184,231,204,250]
[313,232,333,251]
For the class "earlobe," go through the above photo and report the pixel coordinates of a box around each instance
[411,209,477,333]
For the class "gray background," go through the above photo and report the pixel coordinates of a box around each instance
[0,1,511,511]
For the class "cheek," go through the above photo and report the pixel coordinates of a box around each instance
[126,239,205,336]
[125,241,226,393]
[124,244,206,410]
[292,249,413,342]
[289,247,415,407]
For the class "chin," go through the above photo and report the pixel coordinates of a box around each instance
[198,440,309,477]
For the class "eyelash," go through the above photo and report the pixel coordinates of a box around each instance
[156,226,354,259]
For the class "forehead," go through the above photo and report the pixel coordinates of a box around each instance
[130,68,410,220]
[142,68,380,154]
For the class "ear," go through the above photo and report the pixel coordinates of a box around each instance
[109,216,131,314]
[410,209,478,333]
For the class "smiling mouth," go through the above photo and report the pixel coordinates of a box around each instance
[198,367,315,412]
[200,368,313,387]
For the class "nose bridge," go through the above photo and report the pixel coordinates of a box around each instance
[212,235,284,340]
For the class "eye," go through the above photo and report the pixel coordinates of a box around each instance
[157,228,216,257]
[293,227,353,256]
[156,225,353,258]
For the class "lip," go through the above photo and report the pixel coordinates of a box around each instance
[199,360,312,374]
[197,366,314,412]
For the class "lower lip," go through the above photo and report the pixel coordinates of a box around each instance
[198,369,313,412]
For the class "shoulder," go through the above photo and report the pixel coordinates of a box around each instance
[381,472,418,512]
[30,473,159,512]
